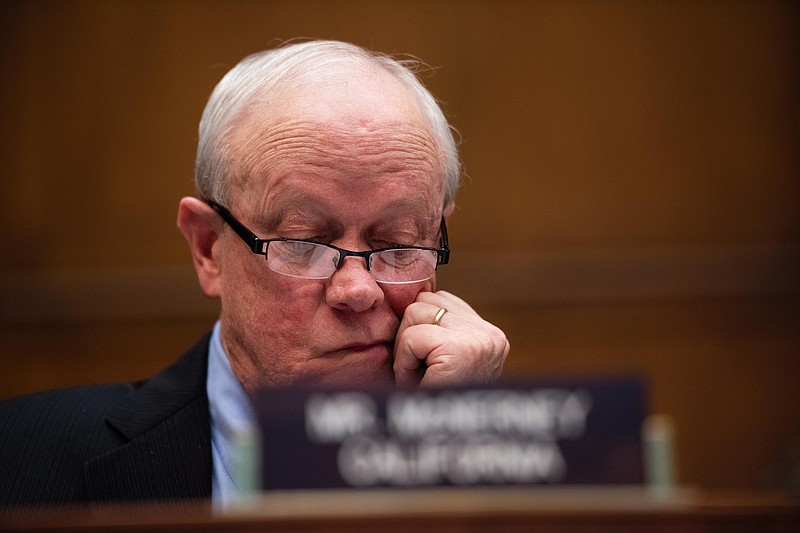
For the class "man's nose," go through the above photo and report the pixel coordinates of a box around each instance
[324,255,384,312]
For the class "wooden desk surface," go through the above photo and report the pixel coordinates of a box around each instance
[2,487,799,532]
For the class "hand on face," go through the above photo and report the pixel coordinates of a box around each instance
[393,290,509,388]
[183,63,510,392]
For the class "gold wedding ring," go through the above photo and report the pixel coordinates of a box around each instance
[433,307,448,326]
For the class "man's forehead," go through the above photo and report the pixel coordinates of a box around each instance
[228,121,443,207]
[246,171,441,227]
[263,183,434,212]
[228,116,442,192]
[223,61,446,213]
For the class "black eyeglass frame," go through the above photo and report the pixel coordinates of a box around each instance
[205,200,450,277]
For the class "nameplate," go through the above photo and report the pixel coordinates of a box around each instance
[254,378,645,490]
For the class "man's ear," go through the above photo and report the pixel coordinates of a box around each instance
[177,197,223,299]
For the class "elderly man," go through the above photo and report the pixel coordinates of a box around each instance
[0,40,508,510]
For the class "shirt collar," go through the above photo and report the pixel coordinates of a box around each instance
[206,321,257,507]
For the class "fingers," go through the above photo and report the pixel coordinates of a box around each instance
[393,323,450,387]
[411,290,479,321]
[391,291,468,386]
[394,291,474,340]
[393,290,509,388]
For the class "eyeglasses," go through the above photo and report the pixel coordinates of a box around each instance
[206,200,450,284]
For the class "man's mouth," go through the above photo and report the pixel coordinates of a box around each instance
[335,341,392,353]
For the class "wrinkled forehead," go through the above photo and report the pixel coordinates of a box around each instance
[223,62,446,208]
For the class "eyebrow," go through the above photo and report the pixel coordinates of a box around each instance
[253,189,331,231]
[254,189,438,234]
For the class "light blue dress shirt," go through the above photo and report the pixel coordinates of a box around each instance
[206,321,257,509]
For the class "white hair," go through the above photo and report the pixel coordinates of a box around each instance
[194,40,461,207]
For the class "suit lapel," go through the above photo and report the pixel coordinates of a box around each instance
[83,336,213,502]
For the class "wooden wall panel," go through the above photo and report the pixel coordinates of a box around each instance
[1,1,798,491]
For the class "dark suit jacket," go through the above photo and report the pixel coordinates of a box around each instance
[0,335,212,513]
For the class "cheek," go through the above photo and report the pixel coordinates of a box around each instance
[247,274,323,336]
[384,280,432,317]
[222,260,328,380]
[223,251,321,341]
[269,284,323,337]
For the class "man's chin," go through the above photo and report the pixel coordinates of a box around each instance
[310,344,395,388]
[249,346,395,390]
[317,363,395,389]
[304,361,395,390]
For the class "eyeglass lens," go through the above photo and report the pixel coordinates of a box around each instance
[266,241,437,284]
